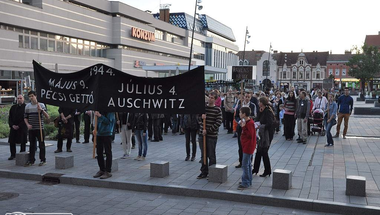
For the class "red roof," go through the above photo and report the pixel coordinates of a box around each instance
[365,35,380,48]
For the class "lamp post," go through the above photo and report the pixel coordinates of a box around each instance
[188,0,203,72]
[242,27,250,66]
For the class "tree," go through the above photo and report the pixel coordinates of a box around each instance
[347,44,380,98]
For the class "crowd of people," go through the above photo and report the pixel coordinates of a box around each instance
[7,86,354,187]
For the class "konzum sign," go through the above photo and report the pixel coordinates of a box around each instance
[131,27,155,42]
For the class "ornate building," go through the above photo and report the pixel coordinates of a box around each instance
[276,52,329,91]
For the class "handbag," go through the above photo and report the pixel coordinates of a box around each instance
[331,118,337,126]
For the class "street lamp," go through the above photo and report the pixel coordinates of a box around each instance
[188,0,203,71]
[242,27,250,66]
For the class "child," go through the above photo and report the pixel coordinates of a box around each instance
[279,104,285,132]
[237,107,257,190]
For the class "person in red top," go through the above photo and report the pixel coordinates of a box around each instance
[237,106,257,190]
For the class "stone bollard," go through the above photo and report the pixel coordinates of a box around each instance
[150,161,169,178]
[209,164,228,183]
[55,155,74,169]
[346,175,366,197]
[273,169,292,190]
[15,152,29,166]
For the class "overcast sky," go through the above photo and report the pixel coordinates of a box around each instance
[117,0,379,54]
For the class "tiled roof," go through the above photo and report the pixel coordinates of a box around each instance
[365,35,380,48]
[327,54,353,62]
[237,50,265,65]
[276,52,329,66]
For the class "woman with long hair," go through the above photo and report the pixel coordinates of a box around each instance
[252,97,275,177]
[284,91,297,140]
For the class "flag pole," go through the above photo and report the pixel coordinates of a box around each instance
[203,118,206,165]
[38,103,43,142]
[116,112,120,132]
[92,115,98,159]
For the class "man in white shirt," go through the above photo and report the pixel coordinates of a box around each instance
[312,91,328,112]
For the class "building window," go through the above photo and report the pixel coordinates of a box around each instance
[166,33,178,43]
[342,68,347,76]
[293,72,296,79]
[18,35,23,48]
[299,60,304,65]
[70,44,77,54]
[299,72,303,79]
[31,37,38,49]
[24,36,29,48]
[329,69,333,75]
[155,29,163,40]
[282,71,286,79]
[48,40,55,52]
[263,60,270,76]
[335,68,339,76]
[306,71,310,79]
[57,41,63,52]
[316,71,321,79]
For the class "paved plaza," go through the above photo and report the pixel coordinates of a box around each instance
[0,99,380,214]
[0,177,340,215]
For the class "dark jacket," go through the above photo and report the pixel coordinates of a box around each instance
[235,101,257,123]
[58,107,75,124]
[181,114,199,130]
[133,113,148,132]
[337,95,353,114]
[118,112,135,129]
[256,106,275,142]
[8,103,26,128]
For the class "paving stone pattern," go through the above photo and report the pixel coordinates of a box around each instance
[0,100,380,208]
[0,177,339,215]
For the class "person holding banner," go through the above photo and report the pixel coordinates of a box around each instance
[24,91,49,166]
[93,111,115,179]
[117,112,134,159]
[197,91,222,179]
[132,113,149,161]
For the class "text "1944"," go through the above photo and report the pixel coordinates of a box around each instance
[89,65,115,77]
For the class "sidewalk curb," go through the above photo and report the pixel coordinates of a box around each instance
[1,170,379,215]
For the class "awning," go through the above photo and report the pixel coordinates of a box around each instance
[334,78,360,82]
[142,65,227,74]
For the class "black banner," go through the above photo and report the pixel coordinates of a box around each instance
[33,61,205,114]
[232,66,253,80]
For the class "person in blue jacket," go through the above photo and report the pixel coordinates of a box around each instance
[93,111,115,179]
[333,88,353,139]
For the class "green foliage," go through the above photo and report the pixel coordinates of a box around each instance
[0,105,11,124]
[46,105,59,121]
[0,124,10,138]
[47,130,58,140]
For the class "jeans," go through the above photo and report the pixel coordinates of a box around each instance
[199,136,217,175]
[184,128,197,157]
[241,153,253,187]
[96,136,112,173]
[135,130,148,157]
[325,118,335,145]
[28,130,46,163]
[225,111,234,133]
[237,125,242,165]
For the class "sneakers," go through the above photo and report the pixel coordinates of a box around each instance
[333,134,339,138]
[54,149,62,153]
[100,172,112,179]
[121,154,129,159]
[197,173,207,179]
[134,156,141,160]
[237,185,249,190]
[38,161,46,166]
[93,171,104,178]
[138,156,145,161]
[325,143,334,147]
[235,164,242,168]
[24,161,34,167]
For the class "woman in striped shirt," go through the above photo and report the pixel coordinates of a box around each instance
[284,91,297,140]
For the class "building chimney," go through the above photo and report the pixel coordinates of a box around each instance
[345,50,351,55]
[159,4,171,22]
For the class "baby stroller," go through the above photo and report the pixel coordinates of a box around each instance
[310,109,325,136]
